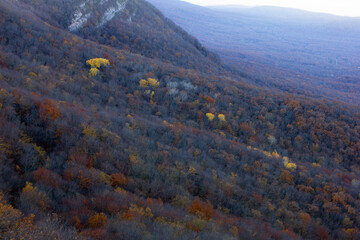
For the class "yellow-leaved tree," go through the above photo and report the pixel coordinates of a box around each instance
[218,114,226,122]
[89,68,100,77]
[139,79,149,88]
[206,113,215,121]
[138,78,160,104]
[86,58,110,68]
[147,78,160,88]
[283,156,297,170]
[139,78,159,88]
[86,58,110,77]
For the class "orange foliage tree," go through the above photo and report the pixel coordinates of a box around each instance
[188,198,215,220]
[88,212,108,228]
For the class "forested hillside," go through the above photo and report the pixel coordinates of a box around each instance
[0,0,360,239]
[20,0,222,73]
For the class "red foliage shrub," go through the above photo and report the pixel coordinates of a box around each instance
[33,167,60,188]
[111,173,129,187]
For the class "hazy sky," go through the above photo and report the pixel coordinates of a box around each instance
[182,0,360,17]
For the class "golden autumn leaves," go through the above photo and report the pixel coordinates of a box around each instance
[139,78,160,104]
[247,147,297,170]
[86,58,110,77]
[206,113,215,121]
[206,112,226,122]
[283,156,297,170]
[89,68,100,77]
[139,78,160,88]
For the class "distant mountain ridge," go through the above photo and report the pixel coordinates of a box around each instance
[148,0,360,105]
[208,5,356,20]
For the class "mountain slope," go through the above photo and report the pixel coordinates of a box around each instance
[0,0,360,239]
[17,0,223,73]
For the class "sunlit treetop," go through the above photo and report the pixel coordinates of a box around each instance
[206,113,215,121]
[86,58,110,69]
[87,58,110,77]
[139,78,160,88]
[283,157,297,170]
[147,78,160,88]
[139,79,149,88]
[218,114,226,122]
[89,68,100,77]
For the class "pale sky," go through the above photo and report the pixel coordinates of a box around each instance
[182,0,360,17]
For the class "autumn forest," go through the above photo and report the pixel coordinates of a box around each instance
[0,0,359,239]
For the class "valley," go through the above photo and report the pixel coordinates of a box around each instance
[148,0,360,104]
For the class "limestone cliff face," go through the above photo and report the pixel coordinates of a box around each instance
[68,0,128,31]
